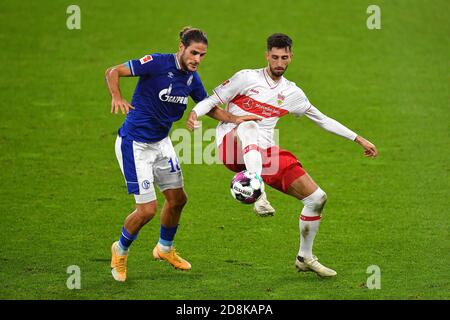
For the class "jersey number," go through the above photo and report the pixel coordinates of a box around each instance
[168,158,181,173]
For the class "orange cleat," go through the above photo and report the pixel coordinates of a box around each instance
[111,241,128,282]
[153,245,191,271]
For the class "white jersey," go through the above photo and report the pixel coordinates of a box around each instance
[212,68,311,148]
[192,68,358,148]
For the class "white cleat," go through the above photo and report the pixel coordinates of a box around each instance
[295,255,337,277]
[253,192,275,217]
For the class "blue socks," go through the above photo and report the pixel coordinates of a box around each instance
[117,225,178,253]
[119,226,138,251]
[158,224,178,252]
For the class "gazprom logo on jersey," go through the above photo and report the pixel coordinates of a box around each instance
[159,84,188,104]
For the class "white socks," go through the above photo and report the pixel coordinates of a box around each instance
[236,121,262,176]
[116,242,129,255]
[298,188,327,258]
[157,242,172,253]
[298,216,321,258]
[243,148,262,176]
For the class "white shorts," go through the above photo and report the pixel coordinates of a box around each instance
[115,135,184,204]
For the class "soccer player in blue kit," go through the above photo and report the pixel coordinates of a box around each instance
[105,27,258,281]
[104,27,209,281]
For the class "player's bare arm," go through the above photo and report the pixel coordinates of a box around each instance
[187,107,261,131]
[354,135,378,158]
[186,111,201,131]
[207,106,261,125]
[105,63,135,114]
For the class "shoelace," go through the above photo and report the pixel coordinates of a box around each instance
[116,255,127,273]
[304,256,320,267]
[168,248,183,262]
[309,257,329,271]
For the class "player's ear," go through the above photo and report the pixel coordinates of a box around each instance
[178,42,185,52]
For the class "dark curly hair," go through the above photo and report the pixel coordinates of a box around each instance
[267,33,292,51]
[179,26,208,47]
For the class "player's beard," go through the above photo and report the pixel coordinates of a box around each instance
[180,49,198,72]
[270,65,288,78]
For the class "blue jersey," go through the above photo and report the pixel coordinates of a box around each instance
[118,53,207,143]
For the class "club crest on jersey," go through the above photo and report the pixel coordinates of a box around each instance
[277,93,285,106]
[187,75,193,86]
[168,72,174,78]
[142,180,151,189]
[159,84,188,104]
[140,55,153,64]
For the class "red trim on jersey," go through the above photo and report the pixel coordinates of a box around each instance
[300,215,321,221]
[263,68,282,89]
[243,144,259,155]
[213,89,225,105]
[231,95,289,118]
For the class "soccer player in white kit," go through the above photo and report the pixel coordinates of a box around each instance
[187,33,378,277]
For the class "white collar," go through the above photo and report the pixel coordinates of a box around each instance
[173,54,181,70]
[263,68,283,89]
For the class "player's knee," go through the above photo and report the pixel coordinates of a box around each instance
[178,192,188,208]
[137,202,157,221]
[302,187,327,213]
[237,121,259,139]
[239,120,258,131]
[167,191,188,211]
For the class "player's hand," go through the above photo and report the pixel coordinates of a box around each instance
[187,111,201,131]
[355,136,378,158]
[111,96,134,114]
[234,115,263,125]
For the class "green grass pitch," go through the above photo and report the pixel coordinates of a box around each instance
[0,0,448,299]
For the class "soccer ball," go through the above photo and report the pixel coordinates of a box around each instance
[230,170,264,204]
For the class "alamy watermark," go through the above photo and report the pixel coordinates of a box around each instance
[66,265,81,289]
[172,125,217,165]
[367,5,381,30]
[366,265,381,289]
[66,5,81,30]
[170,124,281,174]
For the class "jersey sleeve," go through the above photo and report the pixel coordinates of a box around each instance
[127,54,161,76]
[190,73,208,103]
[212,70,248,104]
[305,105,358,140]
[289,88,312,116]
